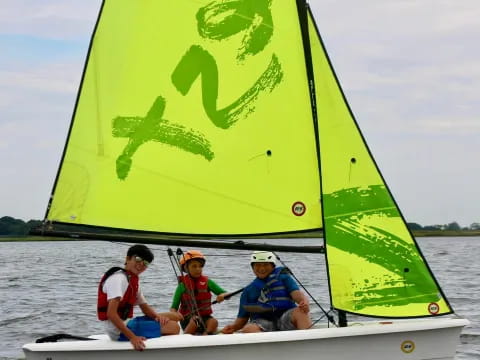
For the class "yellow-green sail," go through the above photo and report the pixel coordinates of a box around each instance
[308,10,452,317]
[47,0,322,235]
[46,0,452,318]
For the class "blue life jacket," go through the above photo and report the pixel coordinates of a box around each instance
[249,267,296,318]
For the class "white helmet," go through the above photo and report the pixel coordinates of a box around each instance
[250,251,276,265]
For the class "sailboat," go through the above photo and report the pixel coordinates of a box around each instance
[23,0,468,359]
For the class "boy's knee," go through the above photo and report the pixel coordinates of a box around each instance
[207,317,218,326]
[291,308,312,329]
[292,307,308,318]
[162,320,181,335]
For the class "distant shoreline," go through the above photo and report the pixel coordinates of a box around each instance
[1,230,479,242]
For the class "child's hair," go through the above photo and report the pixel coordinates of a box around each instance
[127,244,154,263]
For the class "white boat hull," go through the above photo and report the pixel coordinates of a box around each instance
[23,317,468,360]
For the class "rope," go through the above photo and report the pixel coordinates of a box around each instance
[168,248,206,332]
[273,252,337,327]
[35,333,94,343]
[167,248,180,279]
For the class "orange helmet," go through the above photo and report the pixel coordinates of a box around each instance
[179,250,206,268]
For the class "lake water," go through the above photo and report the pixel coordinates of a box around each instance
[1,237,479,359]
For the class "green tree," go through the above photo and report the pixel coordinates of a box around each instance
[0,216,28,235]
[407,222,423,230]
[445,222,461,231]
[470,222,480,230]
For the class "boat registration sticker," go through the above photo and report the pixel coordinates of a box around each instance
[428,302,440,314]
[291,201,306,216]
[400,340,415,353]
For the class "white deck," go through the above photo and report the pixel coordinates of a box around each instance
[23,317,469,360]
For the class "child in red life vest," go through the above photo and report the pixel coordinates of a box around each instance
[98,244,183,351]
[170,250,228,335]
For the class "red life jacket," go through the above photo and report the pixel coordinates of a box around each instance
[97,267,139,321]
[179,275,212,317]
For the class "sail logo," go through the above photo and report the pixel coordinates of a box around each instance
[112,0,283,180]
[292,201,306,216]
[400,340,415,354]
[428,302,440,315]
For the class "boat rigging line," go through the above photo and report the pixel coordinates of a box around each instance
[167,247,181,279]
[167,248,207,332]
[273,252,337,328]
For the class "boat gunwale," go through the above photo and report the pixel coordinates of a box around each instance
[23,317,469,352]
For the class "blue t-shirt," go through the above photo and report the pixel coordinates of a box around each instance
[237,269,299,318]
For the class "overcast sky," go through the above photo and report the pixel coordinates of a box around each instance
[0,0,478,227]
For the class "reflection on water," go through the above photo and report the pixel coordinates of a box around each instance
[0,237,479,359]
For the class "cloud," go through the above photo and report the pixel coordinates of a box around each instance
[309,1,480,138]
[0,1,478,226]
[0,0,101,40]
[308,1,480,226]
[1,62,81,94]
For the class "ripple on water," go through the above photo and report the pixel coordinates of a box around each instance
[1,238,479,360]
[461,333,480,344]
[455,347,480,360]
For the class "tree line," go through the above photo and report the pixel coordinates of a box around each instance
[0,217,42,236]
[407,221,480,231]
[1,216,479,236]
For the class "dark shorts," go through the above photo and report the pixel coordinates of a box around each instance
[181,314,213,330]
[250,308,296,332]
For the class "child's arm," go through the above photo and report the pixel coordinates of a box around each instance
[290,290,310,314]
[139,303,183,324]
[208,278,228,303]
[170,283,185,311]
[107,297,145,351]
[284,274,310,314]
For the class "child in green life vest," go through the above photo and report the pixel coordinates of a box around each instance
[170,250,228,335]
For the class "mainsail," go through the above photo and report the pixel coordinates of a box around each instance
[47,0,322,235]
[44,0,452,319]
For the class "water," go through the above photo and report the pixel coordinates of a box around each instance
[1,237,479,359]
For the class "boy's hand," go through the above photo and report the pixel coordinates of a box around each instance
[216,293,226,303]
[155,311,183,324]
[155,315,171,326]
[130,335,147,351]
[221,324,235,334]
[169,311,184,321]
[298,299,310,314]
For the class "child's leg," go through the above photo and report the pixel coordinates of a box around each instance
[161,320,181,335]
[183,317,198,335]
[240,323,263,333]
[290,307,312,330]
[204,317,218,335]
